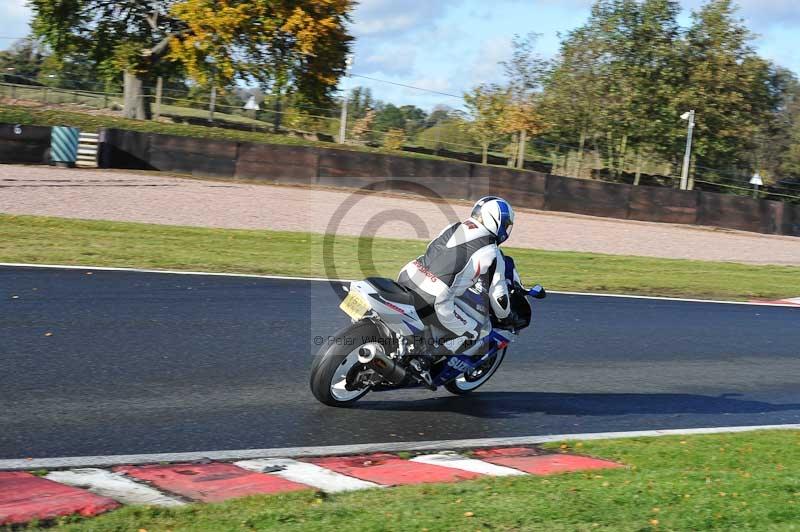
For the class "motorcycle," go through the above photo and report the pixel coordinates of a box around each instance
[309,256,546,407]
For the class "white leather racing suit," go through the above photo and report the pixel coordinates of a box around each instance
[397,218,512,352]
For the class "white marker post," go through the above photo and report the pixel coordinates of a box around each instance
[750,173,763,199]
[679,110,696,190]
[338,54,354,144]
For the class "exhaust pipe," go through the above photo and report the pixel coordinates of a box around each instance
[358,343,407,384]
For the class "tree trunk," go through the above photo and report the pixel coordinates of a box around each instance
[154,76,163,120]
[508,133,518,167]
[517,129,527,170]
[123,71,150,120]
[576,130,586,178]
[618,133,628,179]
[633,150,642,186]
[605,131,615,180]
[482,142,488,165]
[273,94,282,133]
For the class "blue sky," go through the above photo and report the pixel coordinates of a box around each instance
[2,0,799,110]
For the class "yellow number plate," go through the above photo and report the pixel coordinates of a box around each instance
[340,290,370,320]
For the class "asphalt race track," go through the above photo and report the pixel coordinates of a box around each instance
[1,266,799,459]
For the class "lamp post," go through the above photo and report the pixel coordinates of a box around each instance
[338,54,354,144]
[679,110,696,190]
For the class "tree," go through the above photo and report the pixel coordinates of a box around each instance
[500,33,550,168]
[501,96,547,168]
[30,0,354,119]
[31,1,185,118]
[460,84,510,164]
[425,105,454,128]
[0,38,46,85]
[539,29,603,176]
[502,33,549,95]
[383,128,406,151]
[171,0,354,130]
[373,103,406,131]
[752,68,798,181]
[780,84,800,179]
[678,0,782,182]
[398,105,428,136]
[543,0,683,178]
[351,109,376,143]
[348,86,375,120]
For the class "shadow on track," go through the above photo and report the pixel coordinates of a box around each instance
[353,392,800,419]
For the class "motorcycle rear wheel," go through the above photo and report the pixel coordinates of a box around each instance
[444,348,507,395]
[309,320,383,407]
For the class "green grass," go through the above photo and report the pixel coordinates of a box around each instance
[0,103,443,160]
[32,430,800,531]
[2,213,799,301]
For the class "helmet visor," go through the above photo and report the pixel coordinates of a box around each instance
[497,219,512,243]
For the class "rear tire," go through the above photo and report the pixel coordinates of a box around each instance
[444,348,507,395]
[310,320,383,407]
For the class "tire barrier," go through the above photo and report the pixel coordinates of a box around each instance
[0,123,51,164]
[51,126,80,167]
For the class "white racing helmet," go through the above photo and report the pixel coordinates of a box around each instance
[471,196,514,244]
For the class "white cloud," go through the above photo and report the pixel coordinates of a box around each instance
[352,0,464,37]
[468,36,514,85]
[1,0,29,17]
[358,43,418,76]
[0,0,33,48]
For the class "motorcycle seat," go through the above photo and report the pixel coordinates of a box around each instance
[366,277,416,306]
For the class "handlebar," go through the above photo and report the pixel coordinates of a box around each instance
[527,284,547,299]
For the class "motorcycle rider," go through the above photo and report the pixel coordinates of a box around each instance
[398,196,515,355]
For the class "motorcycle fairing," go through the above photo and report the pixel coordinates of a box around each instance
[348,280,425,337]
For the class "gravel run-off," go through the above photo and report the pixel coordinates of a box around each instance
[1,165,798,266]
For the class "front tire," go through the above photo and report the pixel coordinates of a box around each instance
[444,348,507,395]
[310,320,383,407]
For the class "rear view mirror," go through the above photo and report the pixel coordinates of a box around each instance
[528,284,547,299]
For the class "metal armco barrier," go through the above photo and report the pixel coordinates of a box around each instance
[51,126,80,167]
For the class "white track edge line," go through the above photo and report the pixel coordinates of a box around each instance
[1,262,797,307]
[0,262,339,283]
[2,424,798,471]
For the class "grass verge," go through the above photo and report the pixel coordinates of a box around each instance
[31,430,800,531]
[2,213,799,301]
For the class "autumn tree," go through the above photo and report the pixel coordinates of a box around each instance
[30,0,354,120]
[460,84,510,164]
[171,0,353,130]
[501,33,549,168]
[382,128,406,151]
[351,109,376,143]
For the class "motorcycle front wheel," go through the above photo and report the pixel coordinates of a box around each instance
[444,348,507,395]
[309,320,383,407]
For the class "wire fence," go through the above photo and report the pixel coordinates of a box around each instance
[1,79,798,203]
